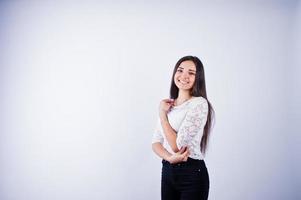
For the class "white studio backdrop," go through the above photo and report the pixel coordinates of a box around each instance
[0,1,300,200]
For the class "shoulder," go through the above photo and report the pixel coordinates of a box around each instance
[188,96,208,111]
[190,96,208,106]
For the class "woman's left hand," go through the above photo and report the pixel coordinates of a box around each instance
[167,147,190,164]
[159,99,174,117]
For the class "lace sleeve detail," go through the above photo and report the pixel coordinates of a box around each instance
[176,98,208,149]
[152,118,164,144]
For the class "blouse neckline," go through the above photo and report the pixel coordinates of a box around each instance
[173,97,197,108]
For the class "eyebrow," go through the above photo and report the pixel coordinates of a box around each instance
[178,67,196,72]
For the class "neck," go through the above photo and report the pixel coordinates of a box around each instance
[176,90,192,104]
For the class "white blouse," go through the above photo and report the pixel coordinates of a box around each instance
[152,96,208,160]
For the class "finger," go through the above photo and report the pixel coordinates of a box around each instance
[169,99,175,104]
[182,149,189,157]
[179,147,186,153]
[163,99,175,103]
[181,147,189,154]
[182,153,189,161]
[184,147,190,154]
[183,150,190,161]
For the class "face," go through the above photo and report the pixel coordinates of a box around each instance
[174,60,196,91]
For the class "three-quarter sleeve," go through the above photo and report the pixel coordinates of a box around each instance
[152,118,164,144]
[176,98,208,150]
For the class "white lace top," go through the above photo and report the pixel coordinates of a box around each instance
[152,96,209,160]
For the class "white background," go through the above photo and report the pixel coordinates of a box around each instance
[0,1,300,199]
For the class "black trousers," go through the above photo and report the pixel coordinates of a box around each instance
[161,158,209,200]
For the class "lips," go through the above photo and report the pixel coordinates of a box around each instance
[179,80,189,84]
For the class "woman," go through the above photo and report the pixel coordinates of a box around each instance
[152,55,215,200]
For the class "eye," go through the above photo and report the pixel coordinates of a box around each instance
[189,72,195,75]
[177,69,183,72]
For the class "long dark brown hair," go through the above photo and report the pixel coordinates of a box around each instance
[169,55,215,154]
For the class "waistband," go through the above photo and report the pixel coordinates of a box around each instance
[162,157,205,167]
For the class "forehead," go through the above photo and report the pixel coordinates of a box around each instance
[178,60,196,71]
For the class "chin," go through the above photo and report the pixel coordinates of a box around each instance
[177,85,193,91]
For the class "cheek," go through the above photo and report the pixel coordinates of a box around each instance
[174,74,179,81]
[190,77,196,85]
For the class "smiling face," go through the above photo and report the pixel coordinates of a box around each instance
[173,60,196,91]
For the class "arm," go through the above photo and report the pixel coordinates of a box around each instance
[158,99,180,153]
[152,142,189,164]
[151,117,189,163]
[152,142,172,161]
[152,118,172,160]
[160,113,180,153]
[176,98,208,150]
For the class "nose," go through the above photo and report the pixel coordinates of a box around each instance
[181,72,189,79]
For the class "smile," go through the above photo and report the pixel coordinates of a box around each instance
[179,80,189,84]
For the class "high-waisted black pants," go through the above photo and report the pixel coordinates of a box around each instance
[161,157,209,200]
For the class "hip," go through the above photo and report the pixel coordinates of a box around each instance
[161,157,209,188]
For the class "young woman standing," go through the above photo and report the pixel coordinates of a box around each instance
[152,56,214,200]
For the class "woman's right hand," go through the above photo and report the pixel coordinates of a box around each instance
[167,147,190,164]
[159,99,174,116]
